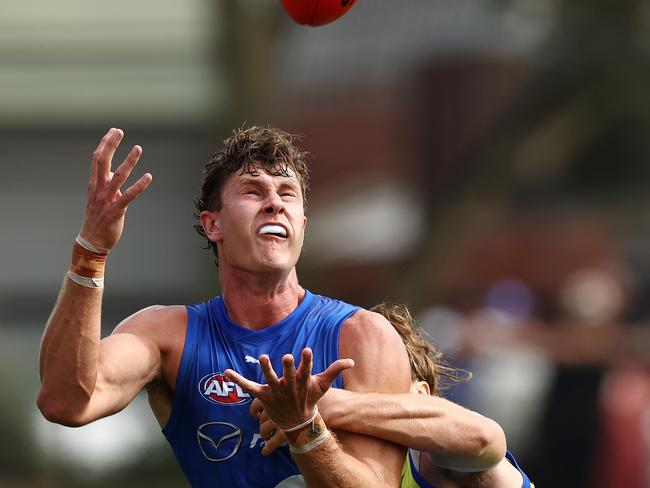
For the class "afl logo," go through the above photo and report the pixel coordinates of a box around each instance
[199,372,252,406]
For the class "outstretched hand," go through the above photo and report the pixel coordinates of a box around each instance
[79,128,152,251]
[225,348,354,434]
[251,386,350,455]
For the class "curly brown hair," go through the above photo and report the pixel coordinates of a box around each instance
[371,303,471,396]
[193,125,311,261]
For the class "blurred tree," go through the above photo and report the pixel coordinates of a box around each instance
[402,0,650,307]
[212,0,286,135]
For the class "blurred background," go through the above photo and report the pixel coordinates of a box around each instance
[1,0,649,486]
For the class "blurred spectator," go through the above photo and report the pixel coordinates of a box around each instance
[419,215,650,488]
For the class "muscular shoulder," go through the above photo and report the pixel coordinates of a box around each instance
[339,308,400,345]
[113,305,187,352]
[339,309,411,393]
[112,305,188,390]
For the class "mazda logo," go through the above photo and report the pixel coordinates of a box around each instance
[197,421,243,462]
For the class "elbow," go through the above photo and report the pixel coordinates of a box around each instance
[430,417,508,473]
[37,391,87,428]
[473,419,507,468]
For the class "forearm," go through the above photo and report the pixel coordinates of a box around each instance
[294,437,396,487]
[38,274,104,420]
[289,415,401,487]
[325,390,505,469]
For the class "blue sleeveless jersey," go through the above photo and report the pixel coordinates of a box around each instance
[162,290,359,487]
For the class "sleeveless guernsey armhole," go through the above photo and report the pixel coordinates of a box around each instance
[505,451,534,488]
[161,304,196,437]
[332,307,361,389]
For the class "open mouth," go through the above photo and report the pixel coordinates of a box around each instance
[259,224,288,239]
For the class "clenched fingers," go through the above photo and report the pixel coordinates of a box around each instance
[251,398,265,419]
[262,430,286,456]
[261,428,286,456]
[260,418,278,440]
[258,409,270,425]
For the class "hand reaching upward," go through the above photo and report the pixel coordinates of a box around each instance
[79,128,152,251]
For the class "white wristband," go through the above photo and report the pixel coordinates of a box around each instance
[282,407,319,433]
[67,271,104,288]
[76,234,109,254]
[289,429,330,454]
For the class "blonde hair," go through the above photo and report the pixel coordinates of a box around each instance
[371,303,471,396]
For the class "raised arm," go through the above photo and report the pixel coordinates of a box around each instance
[37,128,158,426]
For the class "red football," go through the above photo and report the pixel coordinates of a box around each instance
[280,0,357,27]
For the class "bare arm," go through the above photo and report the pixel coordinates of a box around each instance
[319,388,506,472]
[37,128,156,426]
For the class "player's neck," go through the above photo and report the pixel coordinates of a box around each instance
[219,267,305,330]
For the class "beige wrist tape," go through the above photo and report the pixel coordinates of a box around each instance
[67,271,105,288]
[289,429,330,454]
[283,407,319,433]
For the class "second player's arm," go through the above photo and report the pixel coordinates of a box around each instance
[319,388,507,472]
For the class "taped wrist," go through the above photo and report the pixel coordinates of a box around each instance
[284,413,330,454]
[68,239,108,288]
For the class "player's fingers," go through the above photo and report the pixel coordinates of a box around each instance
[282,354,297,384]
[318,358,355,390]
[93,128,124,185]
[117,172,152,209]
[259,355,280,386]
[250,398,265,419]
[224,369,262,397]
[260,419,278,440]
[295,348,313,383]
[261,429,287,456]
[109,145,142,194]
[258,409,270,425]
[89,131,108,188]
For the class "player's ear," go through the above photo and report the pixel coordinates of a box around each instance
[297,215,307,248]
[200,210,222,243]
[410,379,430,396]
